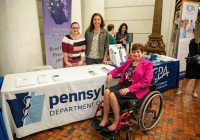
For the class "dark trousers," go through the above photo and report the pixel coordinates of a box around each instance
[122,44,127,50]
[86,57,103,65]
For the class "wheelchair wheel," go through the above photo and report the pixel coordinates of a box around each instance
[138,91,163,131]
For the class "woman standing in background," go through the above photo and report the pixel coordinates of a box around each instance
[176,20,200,98]
[116,23,129,50]
[85,13,109,65]
[107,24,116,45]
[62,22,86,67]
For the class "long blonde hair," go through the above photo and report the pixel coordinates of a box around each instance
[194,20,200,44]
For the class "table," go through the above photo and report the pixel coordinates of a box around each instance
[0,64,117,139]
[0,77,9,140]
[153,56,179,92]
[0,77,3,89]
[0,112,8,140]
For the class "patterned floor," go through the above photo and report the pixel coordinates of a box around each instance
[14,80,200,140]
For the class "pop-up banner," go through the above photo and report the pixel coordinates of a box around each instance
[42,0,72,68]
[176,0,199,78]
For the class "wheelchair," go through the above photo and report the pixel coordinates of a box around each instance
[90,79,163,140]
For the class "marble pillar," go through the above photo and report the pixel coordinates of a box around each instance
[144,0,166,55]
[81,0,104,34]
[0,0,43,76]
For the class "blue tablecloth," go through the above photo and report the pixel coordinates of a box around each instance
[0,77,9,140]
[0,77,3,89]
[0,112,8,140]
[153,60,179,92]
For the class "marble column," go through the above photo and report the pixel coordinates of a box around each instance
[144,0,166,55]
[71,0,82,33]
[0,0,43,76]
[81,0,104,34]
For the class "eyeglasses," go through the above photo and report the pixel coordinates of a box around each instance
[71,27,79,29]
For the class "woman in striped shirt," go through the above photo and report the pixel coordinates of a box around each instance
[62,22,86,67]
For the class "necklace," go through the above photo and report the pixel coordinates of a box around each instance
[132,60,140,66]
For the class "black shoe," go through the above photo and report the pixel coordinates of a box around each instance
[96,124,105,131]
[90,118,112,132]
[96,121,112,132]
[102,127,115,133]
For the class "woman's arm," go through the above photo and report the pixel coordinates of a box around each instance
[103,43,108,64]
[63,53,72,67]
[62,38,72,67]
[116,32,123,44]
[106,74,113,85]
[102,31,109,64]
[78,56,85,66]
[128,62,153,93]
[189,39,196,57]
[84,29,89,46]
[78,37,86,66]
[112,36,116,44]
[109,60,129,77]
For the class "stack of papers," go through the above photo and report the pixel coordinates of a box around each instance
[88,70,97,76]
[52,75,62,82]
[38,75,48,84]
[157,55,178,61]
[101,67,111,73]
[16,78,35,88]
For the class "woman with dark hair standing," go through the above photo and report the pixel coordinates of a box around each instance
[176,20,200,98]
[116,23,129,50]
[85,13,109,65]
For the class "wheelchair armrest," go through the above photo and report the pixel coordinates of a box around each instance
[113,76,121,79]
[140,84,155,89]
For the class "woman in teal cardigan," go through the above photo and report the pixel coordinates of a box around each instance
[85,13,109,65]
[107,24,116,45]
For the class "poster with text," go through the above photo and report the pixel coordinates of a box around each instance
[42,0,71,68]
[176,1,199,78]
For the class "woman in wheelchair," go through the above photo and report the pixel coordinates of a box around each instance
[98,43,153,133]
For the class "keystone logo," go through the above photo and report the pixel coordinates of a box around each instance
[7,91,45,128]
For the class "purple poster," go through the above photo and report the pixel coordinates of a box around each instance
[42,0,71,68]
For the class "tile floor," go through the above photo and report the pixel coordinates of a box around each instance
[14,80,200,140]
